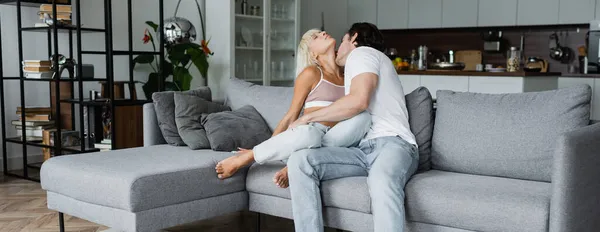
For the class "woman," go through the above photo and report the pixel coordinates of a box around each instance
[215,29,371,188]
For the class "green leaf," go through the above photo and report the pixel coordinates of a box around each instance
[133,54,155,64]
[165,82,179,91]
[188,47,209,78]
[161,62,173,79]
[142,72,160,100]
[179,54,191,67]
[174,67,193,91]
[146,21,159,32]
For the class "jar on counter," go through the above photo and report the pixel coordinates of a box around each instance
[507,47,521,72]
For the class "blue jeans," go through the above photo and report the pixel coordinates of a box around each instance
[287,136,419,232]
[253,111,371,164]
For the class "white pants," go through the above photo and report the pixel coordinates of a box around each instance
[253,111,372,164]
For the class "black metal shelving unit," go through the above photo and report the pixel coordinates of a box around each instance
[0,0,165,182]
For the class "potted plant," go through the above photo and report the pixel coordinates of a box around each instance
[134,2,212,100]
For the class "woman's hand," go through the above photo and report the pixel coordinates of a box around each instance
[288,116,310,129]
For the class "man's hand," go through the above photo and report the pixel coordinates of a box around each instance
[288,116,309,129]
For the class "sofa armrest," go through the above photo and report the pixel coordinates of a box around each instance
[550,123,600,232]
[143,103,167,146]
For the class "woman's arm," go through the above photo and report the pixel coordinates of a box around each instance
[271,66,320,136]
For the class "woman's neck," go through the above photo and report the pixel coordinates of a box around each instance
[317,53,341,79]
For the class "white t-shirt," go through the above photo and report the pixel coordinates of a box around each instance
[344,46,417,146]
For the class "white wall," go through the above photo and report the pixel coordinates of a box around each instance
[301,0,348,48]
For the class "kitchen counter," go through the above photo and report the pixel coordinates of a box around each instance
[397,70,561,77]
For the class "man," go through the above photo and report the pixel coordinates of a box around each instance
[286,22,419,232]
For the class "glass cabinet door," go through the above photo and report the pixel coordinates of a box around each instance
[234,0,266,85]
[267,0,298,86]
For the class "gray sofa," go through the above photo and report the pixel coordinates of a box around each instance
[40,78,600,232]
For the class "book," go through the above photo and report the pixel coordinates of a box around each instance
[18,114,52,121]
[16,106,52,114]
[94,143,111,152]
[25,72,54,79]
[15,125,55,131]
[22,60,52,67]
[11,120,55,127]
[39,4,72,13]
[39,13,71,20]
[16,129,43,138]
[23,66,53,72]
[16,136,43,142]
[34,23,50,28]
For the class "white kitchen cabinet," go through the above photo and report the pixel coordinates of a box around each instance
[420,75,469,99]
[347,0,377,27]
[558,77,596,119]
[398,75,421,94]
[377,0,409,29]
[560,0,595,24]
[518,0,559,25]
[478,0,518,26]
[442,0,478,28]
[558,77,595,90]
[596,0,600,20]
[408,0,442,28]
[468,76,524,93]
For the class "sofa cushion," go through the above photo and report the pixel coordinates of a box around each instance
[225,77,293,131]
[41,145,246,212]
[246,163,371,214]
[174,93,231,150]
[432,86,591,182]
[406,170,551,232]
[152,88,213,146]
[405,87,434,172]
[202,105,272,152]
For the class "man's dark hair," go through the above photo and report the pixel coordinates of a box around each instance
[346,22,385,52]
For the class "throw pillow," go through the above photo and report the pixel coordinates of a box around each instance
[225,77,293,131]
[152,88,212,146]
[431,85,591,182]
[405,87,434,172]
[174,93,231,150]
[202,105,272,152]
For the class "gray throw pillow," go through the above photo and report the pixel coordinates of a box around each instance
[405,87,434,172]
[225,77,293,131]
[174,93,231,150]
[152,88,212,146]
[431,85,591,182]
[202,105,272,152]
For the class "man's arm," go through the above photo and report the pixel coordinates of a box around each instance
[290,73,377,128]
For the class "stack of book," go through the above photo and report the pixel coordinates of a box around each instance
[22,60,54,79]
[13,106,54,142]
[94,141,112,152]
[37,4,72,26]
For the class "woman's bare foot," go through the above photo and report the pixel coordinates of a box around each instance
[273,166,289,188]
[215,150,255,179]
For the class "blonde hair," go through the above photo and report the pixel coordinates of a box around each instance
[295,29,322,77]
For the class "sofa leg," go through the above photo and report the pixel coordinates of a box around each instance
[58,212,65,232]
[255,212,261,232]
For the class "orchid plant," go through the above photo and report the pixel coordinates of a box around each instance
[134,19,213,100]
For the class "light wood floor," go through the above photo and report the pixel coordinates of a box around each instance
[0,174,341,232]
